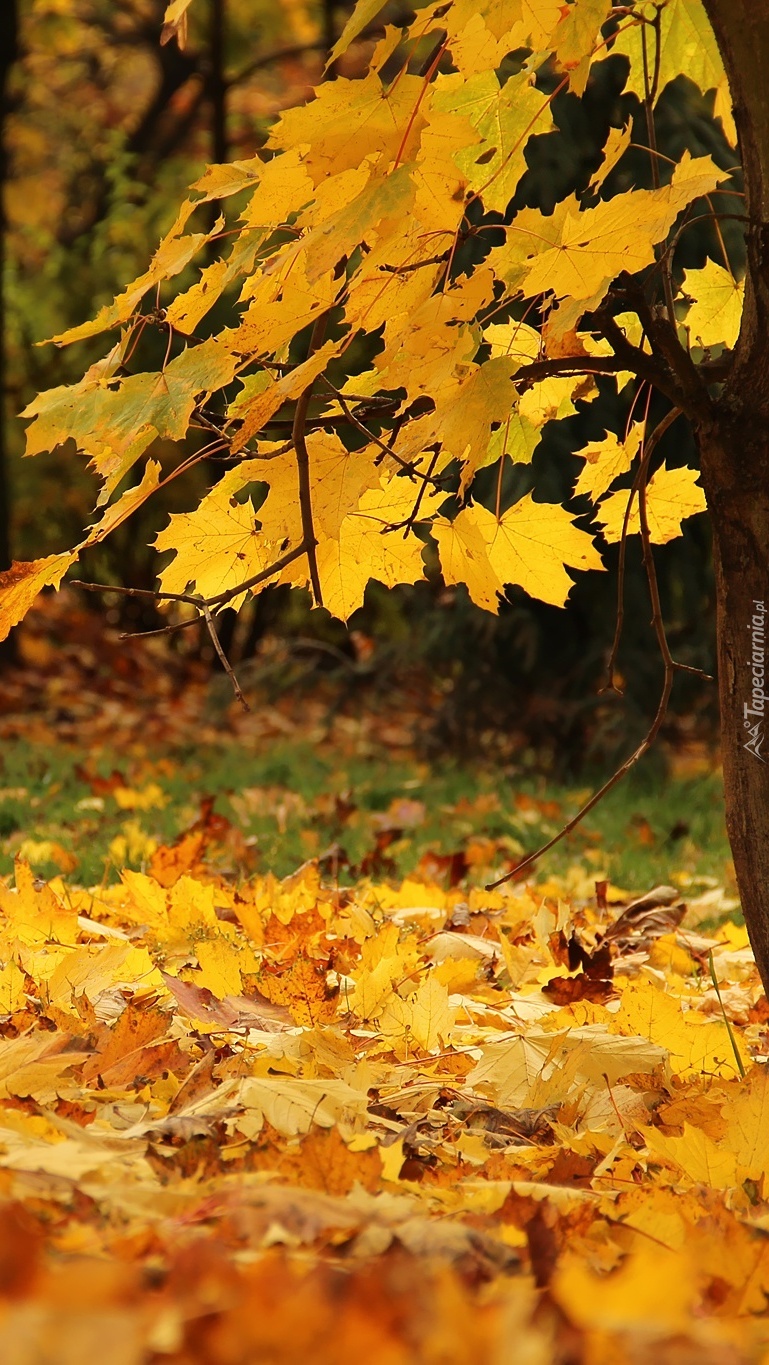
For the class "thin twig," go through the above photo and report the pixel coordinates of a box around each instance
[201,603,249,711]
[378,252,451,275]
[707,950,746,1079]
[641,12,677,328]
[326,382,445,486]
[293,311,330,607]
[70,540,307,615]
[486,672,673,890]
[603,405,682,692]
[403,449,441,535]
[487,404,690,892]
[120,614,201,640]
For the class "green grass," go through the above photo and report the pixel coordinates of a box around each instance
[0,731,732,903]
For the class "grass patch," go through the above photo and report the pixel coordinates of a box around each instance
[0,732,732,902]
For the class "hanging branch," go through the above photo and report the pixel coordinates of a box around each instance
[603,405,682,692]
[293,311,330,607]
[201,603,249,710]
[640,10,677,326]
[486,407,707,892]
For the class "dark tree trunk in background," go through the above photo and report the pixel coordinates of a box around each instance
[0,0,19,668]
[209,0,227,170]
[697,2,769,989]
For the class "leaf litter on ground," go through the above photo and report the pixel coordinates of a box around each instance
[0,590,753,1361]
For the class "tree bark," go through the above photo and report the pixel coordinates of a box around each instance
[695,0,769,988]
[0,0,18,668]
[699,418,769,986]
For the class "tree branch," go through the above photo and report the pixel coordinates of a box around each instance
[293,312,330,607]
[603,405,682,692]
[70,539,307,614]
[603,285,712,417]
[511,353,649,391]
[201,603,249,711]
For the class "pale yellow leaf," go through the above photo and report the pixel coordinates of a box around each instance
[436,70,553,213]
[0,963,26,1015]
[404,975,454,1053]
[314,474,443,619]
[439,497,603,610]
[574,424,643,501]
[553,0,612,95]
[683,259,743,349]
[644,1123,738,1190]
[612,0,735,144]
[588,122,632,193]
[326,0,388,67]
[154,461,279,610]
[597,464,707,544]
[521,154,724,309]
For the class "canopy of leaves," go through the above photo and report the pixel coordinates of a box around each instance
[0,0,742,644]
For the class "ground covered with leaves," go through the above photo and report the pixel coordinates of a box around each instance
[0,597,761,1363]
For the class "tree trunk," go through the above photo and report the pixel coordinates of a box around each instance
[699,418,769,986]
[0,0,18,668]
[694,0,769,987]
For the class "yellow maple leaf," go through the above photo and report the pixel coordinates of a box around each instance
[597,464,707,544]
[613,978,745,1079]
[236,1077,367,1138]
[195,939,244,1000]
[314,474,443,619]
[645,1121,738,1190]
[718,1067,769,1183]
[154,461,279,610]
[588,121,632,194]
[46,942,164,1018]
[683,259,744,350]
[436,69,553,214]
[0,552,77,644]
[612,0,736,145]
[268,71,427,182]
[522,153,724,308]
[574,423,644,502]
[0,1033,88,1105]
[255,432,381,543]
[0,861,79,948]
[0,963,26,1015]
[554,1243,699,1335]
[552,0,612,95]
[435,497,603,611]
[404,975,455,1053]
[80,460,162,548]
[443,0,563,77]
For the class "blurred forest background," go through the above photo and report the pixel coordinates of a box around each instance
[0,0,744,772]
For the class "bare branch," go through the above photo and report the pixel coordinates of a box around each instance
[487,402,703,892]
[511,351,661,392]
[70,540,307,616]
[201,603,249,711]
[324,381,446,486]
[603,405,682,692]
[293,312,329,607]
[227,42,327,89]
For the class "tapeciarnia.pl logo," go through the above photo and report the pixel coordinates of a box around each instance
[744,599,766,763]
